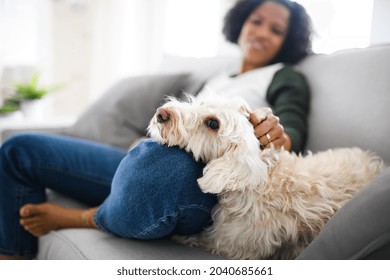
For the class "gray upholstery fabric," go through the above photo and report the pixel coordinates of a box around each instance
[297,45,390,163]
[38,230,221,260]
[28,44,390,259]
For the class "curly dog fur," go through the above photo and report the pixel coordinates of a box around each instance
[148,94,386,259]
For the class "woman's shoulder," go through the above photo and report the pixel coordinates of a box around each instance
[275,64,304,76]
[271,64,308,87]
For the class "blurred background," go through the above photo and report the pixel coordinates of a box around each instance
[0,0,389,122]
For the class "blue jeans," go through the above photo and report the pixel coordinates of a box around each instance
[0,133,216,257]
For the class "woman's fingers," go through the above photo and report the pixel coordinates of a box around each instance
[254,116,285,149]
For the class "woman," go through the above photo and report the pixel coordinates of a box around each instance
[0,0,312,259]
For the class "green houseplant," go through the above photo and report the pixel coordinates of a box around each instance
[12,72,63,120]
[0,98,22,123]
[14,72,62,101]
[0,99,20,114]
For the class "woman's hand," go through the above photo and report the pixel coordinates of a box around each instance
[249,109,292,151]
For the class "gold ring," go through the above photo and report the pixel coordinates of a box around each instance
[266,133,271,143]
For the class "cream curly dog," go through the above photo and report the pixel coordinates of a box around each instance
[148,94,385,260]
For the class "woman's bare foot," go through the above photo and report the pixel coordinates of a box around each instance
[19,203,97,237]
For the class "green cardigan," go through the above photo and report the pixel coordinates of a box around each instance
[266,65,310,153]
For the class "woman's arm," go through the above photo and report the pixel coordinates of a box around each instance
[250,65,310,153]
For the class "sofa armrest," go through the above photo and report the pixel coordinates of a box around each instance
[0,118,75,144]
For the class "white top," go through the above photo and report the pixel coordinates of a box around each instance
[198,63,283,109]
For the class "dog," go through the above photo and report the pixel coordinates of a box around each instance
[147,94,386,260]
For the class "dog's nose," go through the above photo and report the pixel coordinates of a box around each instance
[157,108,170,123]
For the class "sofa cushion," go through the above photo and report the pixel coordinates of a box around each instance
[37,229,222,260]
[37,191,222,260]
[65,73,202,150]
[297,44,390,163]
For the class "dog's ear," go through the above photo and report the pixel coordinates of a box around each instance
[197,141,269,194]
[232,97,252,119]
[239,103,251,119]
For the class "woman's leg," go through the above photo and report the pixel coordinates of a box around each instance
[95,139,218,239]
[0,133,126,258]
[22,139,217,239]
[297,167,390,260]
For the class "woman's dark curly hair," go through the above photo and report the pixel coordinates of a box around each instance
[222,0,313,65]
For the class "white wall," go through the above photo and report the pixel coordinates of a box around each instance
[370,0,390,45]
[2,0,390,120]
[50,0,96,117]
[49,0,390,118]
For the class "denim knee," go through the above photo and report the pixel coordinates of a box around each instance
[2,133,46,160]
[1,134,52,183]
[95,139,217,239]
[1,134,31,179]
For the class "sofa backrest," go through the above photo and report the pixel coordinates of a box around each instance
[66,45,390,163]
[161,46,390,163]
[297,44,390,163]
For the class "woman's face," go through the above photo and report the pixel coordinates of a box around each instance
[238,1,290,72]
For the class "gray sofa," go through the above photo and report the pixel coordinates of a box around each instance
[2,44,390,259]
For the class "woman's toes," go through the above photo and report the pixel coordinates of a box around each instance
[20,203,42,217]
[19,205,32,217]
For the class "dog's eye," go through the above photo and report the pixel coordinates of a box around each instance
[206,118,219,130]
